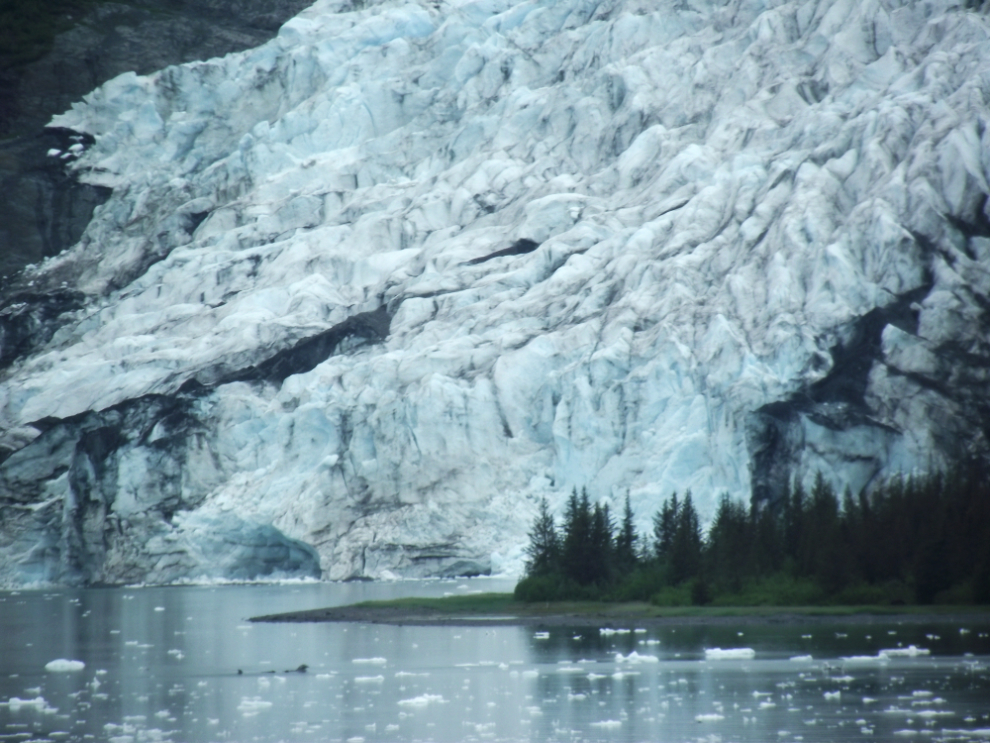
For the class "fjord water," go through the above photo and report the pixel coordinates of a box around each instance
[2,581,989,743]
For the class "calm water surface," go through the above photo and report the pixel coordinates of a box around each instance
[1,580,989,742]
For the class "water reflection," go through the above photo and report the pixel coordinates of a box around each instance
[1,581,989,742]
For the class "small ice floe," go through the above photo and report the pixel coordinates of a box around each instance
[615,651,658,664]
[789,655,813,662]
[1,696,57,713]
[567,692,587,701]
[590,720,622,728]
[880,646,929,658]
[843,650,896,663]
[599,628,631,636]
[398,694,445,708]
[705,648,755,660]
[824,691,841,701]
[587,672,607,680]
[352,657,387,665]
[68,143,84,153]
[47,149,62,157]
[521,669,539,679]
[45,659,85,672]
[863,697,878,704]
[831,675,854,683]
[533,631,550,640]
[237,697,273,715]
[154,607,165,612]
[354,676,384,684]
[166,649,185,660]
[695,713,725,722]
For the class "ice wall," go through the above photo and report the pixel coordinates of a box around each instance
[1,0,989,584]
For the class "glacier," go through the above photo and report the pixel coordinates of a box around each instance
[1,0,989,585]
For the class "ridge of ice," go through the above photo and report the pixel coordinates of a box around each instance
[2,0,989,584]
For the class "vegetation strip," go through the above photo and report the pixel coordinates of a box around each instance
[249,593,990,626]
[517,464,990,607]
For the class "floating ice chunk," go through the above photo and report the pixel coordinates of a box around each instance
[532,632,549,640]
[615,651,658,664]
[789,655,813,662]
[166,649,184,660]
[599,628,631,636]
[2,696,57,713]
[354,676,384,684]
[352,657,387,665]
[843,654,890,663]
[590,720,622,728]
[47,149,62,157]
[45,659,85,672]
[824,691,841,701]
[398,694,445,707]
[880,646,929,658]
[521,670,539,679]
[237,697,273,714]
[705,648,755,660]
[154,607,165,612]
[695,713,725,722]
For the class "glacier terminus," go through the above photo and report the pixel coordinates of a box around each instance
[1,0,989,585]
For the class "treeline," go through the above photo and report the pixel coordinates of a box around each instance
[514,463,990,606]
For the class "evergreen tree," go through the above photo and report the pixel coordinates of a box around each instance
[589,502,615,585]
[670,491,702,584]
[615,492,639,573]
[524,497,560,577]
[653,492,680,562]
[562,487,595,585]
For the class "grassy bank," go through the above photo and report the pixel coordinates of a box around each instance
[320,592,990,620]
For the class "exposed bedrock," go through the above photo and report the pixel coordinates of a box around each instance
[0,0,317,284]
[2,0,990,585]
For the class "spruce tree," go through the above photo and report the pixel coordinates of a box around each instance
[615,492,639,573]
[524,497,560,577]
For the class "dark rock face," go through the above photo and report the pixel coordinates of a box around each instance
[0,0,315,284]
[0,287,87,370]
[747,227,990,509]
[0,390,321,585]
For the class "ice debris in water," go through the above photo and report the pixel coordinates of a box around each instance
[615,651,658,664]
[880,646,930,658]
[590,720,622,729]
[705,648,756,660]
[237,697,273,714]
[352,657,387,665]
[695,713,725,722]
[398,694,445,707]
[789,655,813,662]
[1,696,57,713]
[45,659,85,672]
